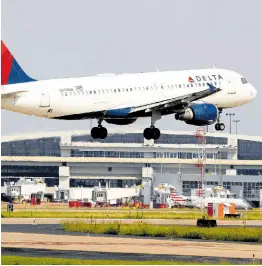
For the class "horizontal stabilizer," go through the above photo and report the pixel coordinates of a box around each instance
[1,90,27,98]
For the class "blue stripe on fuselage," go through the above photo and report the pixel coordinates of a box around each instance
[105,107,132,117]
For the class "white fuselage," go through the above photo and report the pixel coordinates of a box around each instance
[1,68,257,120]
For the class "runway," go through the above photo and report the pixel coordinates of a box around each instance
[2,218,262,227]
[1,246,259,264]
[2,223,262,263]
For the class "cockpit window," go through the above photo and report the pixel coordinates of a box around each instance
[241,77,248,84]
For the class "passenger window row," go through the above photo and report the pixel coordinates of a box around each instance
[60,81,221,96]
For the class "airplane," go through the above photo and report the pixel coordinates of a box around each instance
[187,195,252,210]
[1,41,257,140]
[183,186,253,210]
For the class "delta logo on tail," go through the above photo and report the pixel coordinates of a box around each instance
[188,74,223,83]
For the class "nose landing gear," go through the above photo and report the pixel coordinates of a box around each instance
[91,118,108,139]
[215,123,225,131]
[215,108,225,131]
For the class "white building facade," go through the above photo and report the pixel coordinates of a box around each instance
[2,130,262,206]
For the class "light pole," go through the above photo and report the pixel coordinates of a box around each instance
[233,120,240,135]
[226,113,235,134]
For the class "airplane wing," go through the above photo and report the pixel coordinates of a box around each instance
[129,83,221,114]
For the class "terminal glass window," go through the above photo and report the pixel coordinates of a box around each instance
[243,182,262,199]
[1,137,61,157]
[223,182,231,190]
[154,152,178,158]
[71,150,144,158]
[72,133,144,144]
[45,177,59,187]
[70,179,141,188]
[238,140,262,160]
[237,169,262,175]
[214,152,228,159]
[179,152,192,159]
[1,165,59,177]
[71,133,228,145]
[1,177,20,186]
[182,181,198,196]
[154,134,227,145]
[205,181,219,186]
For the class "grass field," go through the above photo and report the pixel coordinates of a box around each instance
[2,210,262,219]
[61,221,262,242]
[2,256,261,265]
[1,210,200,219]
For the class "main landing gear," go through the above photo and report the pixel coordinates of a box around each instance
[143,111,161,140]
[143,127,161,140]
[215,108,225,131]
[91,119,108,139]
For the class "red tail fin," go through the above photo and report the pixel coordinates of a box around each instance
[1,41,36,85]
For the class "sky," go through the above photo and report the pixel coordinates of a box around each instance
[1,0,262,137]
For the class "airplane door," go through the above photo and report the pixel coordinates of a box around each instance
[40,92,50,107]
[228,81,236,94]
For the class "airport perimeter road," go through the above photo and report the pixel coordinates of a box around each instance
[2,218,262,227]
[2,232,262,260]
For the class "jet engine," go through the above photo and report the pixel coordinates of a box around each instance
[175,103,218,126]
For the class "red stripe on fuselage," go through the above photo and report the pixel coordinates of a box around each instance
[1,41,13,85]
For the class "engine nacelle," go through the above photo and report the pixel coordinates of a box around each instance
[175,103,218,126]
[105,118,137,125]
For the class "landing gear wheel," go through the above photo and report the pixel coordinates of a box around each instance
[215,123,225,131]
[91,126,108,139]
[218,123,225,131]
[100,127,108,139]
[144,128,153,140]
[143,127,161,140]
[91,127,100,139]
[152,128,160,140]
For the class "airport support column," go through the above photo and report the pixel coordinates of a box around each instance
[60,135,72,157]
[142,166,153,207]
[228,136,238,160]
[59,166,70,190]
[58,166,70,201]
[226,136,237,176]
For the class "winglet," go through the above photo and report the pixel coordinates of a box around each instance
[1,41,36,85]
[207,83,216,93]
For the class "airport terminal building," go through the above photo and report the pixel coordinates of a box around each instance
[1,129,262,206]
